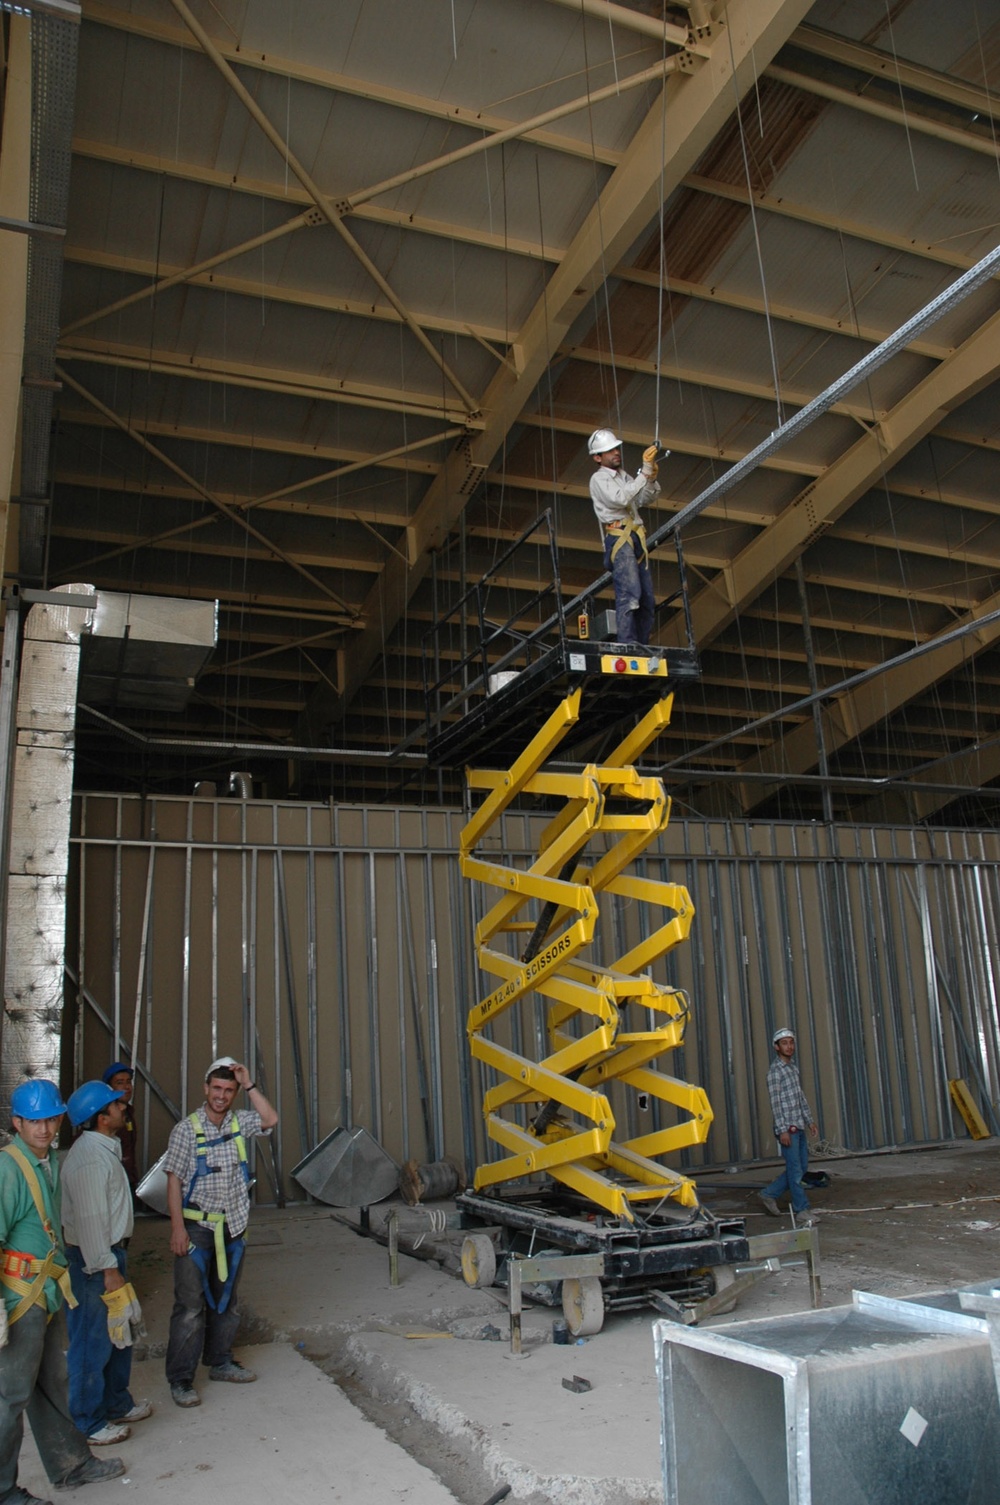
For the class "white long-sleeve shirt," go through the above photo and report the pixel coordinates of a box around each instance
[62,1130,133,1273]
[589,465,660,527]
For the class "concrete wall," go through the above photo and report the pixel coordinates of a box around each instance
[68,793,1000,1201]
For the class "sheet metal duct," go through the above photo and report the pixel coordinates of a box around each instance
[291,1126,400,1207]
[0,588,218,1116]
[655,1291,1000,1504]
[1,585,92,1113]
[78,594,217,711]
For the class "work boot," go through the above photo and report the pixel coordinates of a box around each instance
[55,1457,126,1490]
[209,1359,256,1383]
[169,1382,201,1407]
[758,1192,781,1217]
[798,1211,820,1227]
[3,1490,55,1505]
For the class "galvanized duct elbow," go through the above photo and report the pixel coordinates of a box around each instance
[1,586,93,1118]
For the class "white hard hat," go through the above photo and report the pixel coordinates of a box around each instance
[772,1027,795,1045]
[205,1055,239,1080]
[587,428,621,456]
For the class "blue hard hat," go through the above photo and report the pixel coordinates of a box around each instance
[101,1061,134,1085]
[11,1079,67,1120]
[66,1080,124,1128]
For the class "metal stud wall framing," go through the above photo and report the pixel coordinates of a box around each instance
[68,795,1000,1203]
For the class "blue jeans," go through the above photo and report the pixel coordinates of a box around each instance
[762,1129,810,1214]
[604,530,655,646]
[65,1245,135,1437]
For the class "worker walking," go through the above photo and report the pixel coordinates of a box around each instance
[0,1079,125,1503]
[61,1081,151,1448]
[587,429,662,647]
[759,1027,820,1226]
[163,1057,278,1408]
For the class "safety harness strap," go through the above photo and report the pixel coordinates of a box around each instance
[182,1111,250,1285]
[607,517,648,564]
[0,1144,76,1321]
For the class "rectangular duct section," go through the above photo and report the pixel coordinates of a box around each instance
[655,1292,1000,1504]
[0,588,217,1114]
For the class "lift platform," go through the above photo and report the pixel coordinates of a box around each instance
[422,511,748,1332]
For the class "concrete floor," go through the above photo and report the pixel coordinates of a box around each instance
[18,1138,1000,1505]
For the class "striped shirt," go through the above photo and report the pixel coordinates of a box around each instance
[61,1130,133,1273]
[766,1055,815,1139]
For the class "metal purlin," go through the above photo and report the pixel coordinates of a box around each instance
[460,689,712,1221]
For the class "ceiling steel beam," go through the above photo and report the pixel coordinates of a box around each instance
[662,303,1000,652]
[766,60,1000,160]
[791,23,1000,120]
[80,0,623,170]
[72,138,556,263]
[297,0,818,739]
[60,210,316,338]
[64,246,517,348]
[732,571,1000,814]
[57,409,444,477]
[56,338,479,426]
[56,427,459,576]
[343,53,687,214]
[54,363,359,614]
[167,0,479,416]
[683,172,992,276]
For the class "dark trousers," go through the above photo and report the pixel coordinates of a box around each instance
[65,1246,135,1437]
[0,1303,90,1501]
[165,1224,245,1385]
[604,530,655,646]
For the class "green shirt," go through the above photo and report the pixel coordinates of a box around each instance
[0,1135,68,1315]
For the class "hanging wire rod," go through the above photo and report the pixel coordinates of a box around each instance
[646,237,1000,548]
[655,600,1000,772]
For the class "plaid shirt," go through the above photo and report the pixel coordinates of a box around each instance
[766,1055,814,1138]
[163,1105,264,1236]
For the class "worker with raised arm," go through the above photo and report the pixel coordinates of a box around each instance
[587,428,663,648]
[163,1057,278,1408]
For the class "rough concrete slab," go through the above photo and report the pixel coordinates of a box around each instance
[13,1139,1000,1505]
[18,1343,461,1504]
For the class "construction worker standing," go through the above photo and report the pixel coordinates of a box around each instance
[62,1080,151,1448]
[587,429,662,647]
[163,1057,277,1408]
[0,1079,125,1502]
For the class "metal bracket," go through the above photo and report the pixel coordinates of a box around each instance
[507,1251,604,1356]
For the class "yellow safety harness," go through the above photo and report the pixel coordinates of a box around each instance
[0,1144,77,1323]
[182,1111,249,1285]
[605,516,648,564]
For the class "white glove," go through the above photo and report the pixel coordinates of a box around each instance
[0,1301,7,1350]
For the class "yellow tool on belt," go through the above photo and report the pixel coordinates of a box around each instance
[0,1144,76,1323]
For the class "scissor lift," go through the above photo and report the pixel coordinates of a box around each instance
[422,513,748,1332]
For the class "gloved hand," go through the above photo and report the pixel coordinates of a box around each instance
[642,443,659,479]
[101,1281,143,1348]
[0,1300,7,1350]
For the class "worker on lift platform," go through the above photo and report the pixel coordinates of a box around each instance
[587,428,666,648]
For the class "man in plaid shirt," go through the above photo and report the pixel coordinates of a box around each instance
[759,1027,819,1225]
